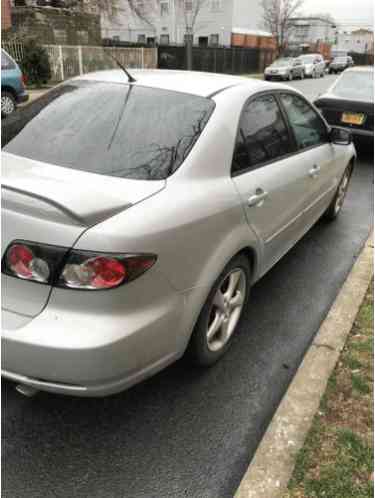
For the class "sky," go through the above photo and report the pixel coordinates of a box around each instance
[301,0,374,31]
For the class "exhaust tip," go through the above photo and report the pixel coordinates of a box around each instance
[15,384,39,397]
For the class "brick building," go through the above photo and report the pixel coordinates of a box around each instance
[1,0,12,31]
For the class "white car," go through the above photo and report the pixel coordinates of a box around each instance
[297,53,326,78]
[1,70,355,397]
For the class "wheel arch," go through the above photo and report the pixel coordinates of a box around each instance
[1,85,17,98]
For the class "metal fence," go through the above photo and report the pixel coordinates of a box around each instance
[2,42,158,82]
[158,45,273,74]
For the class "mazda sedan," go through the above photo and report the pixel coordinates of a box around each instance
[1,70,356,396]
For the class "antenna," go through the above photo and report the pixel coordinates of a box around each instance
[108,53,137,83]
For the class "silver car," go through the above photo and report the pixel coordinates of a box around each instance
[264,58,304,81]
[297,53,326,78]
[2,70,356,397]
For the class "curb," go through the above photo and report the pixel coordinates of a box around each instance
[234,232,373,498]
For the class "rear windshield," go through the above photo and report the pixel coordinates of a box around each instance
[331,71,374,102]
[2,80,215,180]
[298,55,315,63]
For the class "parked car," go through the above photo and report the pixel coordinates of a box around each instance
[1,70,355,397]
[297,53,325,78]
[314,66,374,143]
[1,49,28,117]
[264,57,304,81]
[329,56,354,74]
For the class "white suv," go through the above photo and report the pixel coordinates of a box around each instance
[297,53,325,78]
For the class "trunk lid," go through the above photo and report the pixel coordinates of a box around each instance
[2,153,166,317]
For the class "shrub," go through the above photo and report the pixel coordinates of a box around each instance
[20,40,51,86]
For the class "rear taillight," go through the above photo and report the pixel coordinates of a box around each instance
[21,73,27,87]
[2,241,156,290]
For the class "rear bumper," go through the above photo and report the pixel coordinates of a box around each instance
[16,92,29,104]
[2,283,186,397]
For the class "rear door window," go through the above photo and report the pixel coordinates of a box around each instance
[232,93,293,175]
[2,80,215,180]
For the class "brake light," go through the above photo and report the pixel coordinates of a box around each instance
[21,73,27,87]
[2,241,156,290]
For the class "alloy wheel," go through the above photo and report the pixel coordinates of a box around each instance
[1,94,15,116]
[206,268,247,352]
[334,170,350,214]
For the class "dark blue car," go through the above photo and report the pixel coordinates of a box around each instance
[1,49,29,117]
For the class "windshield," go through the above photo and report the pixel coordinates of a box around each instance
[2,80,215,180]
[334,57,347,63]
[272,59,290,67]
[330,71,374,102]
[298,55,315,63]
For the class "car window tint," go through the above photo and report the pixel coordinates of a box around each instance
[1,50,15,70]
[280,93,328,149]
[2,80,215,180]
[232,94,292,174]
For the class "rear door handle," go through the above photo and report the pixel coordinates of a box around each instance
[309,165,321,178]
[248,189,268,207]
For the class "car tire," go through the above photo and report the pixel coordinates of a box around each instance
[1,91,16,117]
[186,254,251,367]
[300,71,305,80]
[324,165,353,221]
[288,72,293,81]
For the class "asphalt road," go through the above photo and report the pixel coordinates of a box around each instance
[2,75,374,498]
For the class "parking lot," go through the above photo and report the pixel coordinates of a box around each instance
[2,74,374,498]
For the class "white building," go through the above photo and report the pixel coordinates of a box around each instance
[101,0,265,47]
[333,29,374,55]
[287,17,336,49]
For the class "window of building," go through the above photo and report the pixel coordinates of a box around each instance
[160,1,169,16]
[160,34,170,45]
[77,30,89,44]
[232,94,292,174]
[279,93,328,150]
[147,37,156,45]
[210,34,219,46]
[138,34,146,43]
[53,29,67,44]
[198,36,208,47]
[211,0,221,11]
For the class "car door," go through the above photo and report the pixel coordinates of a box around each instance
[277,92,338,226]
[231,92,316,276]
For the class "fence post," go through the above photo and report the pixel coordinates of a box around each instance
[78,45,83,75]
[141,47,145,68]
[58,45,64,81]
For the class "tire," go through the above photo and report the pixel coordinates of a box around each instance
[324,165,353,221]
[288,72,293,81]
[300,70,305,80]
[1,90,16,117]
[186,254,251,366]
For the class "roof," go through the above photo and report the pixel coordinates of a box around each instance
[78,69,268,98]
[232,27,273,37]
[289,17,336,26]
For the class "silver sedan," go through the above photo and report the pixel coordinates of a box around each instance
[1,69,356,396]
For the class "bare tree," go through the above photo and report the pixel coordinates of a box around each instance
[261,0,304,55]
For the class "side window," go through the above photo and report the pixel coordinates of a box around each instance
[232,94,293,174]
[279,93,328,150]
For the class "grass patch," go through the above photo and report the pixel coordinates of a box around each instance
[284,281,373,498]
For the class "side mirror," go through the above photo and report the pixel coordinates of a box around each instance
[330,127,352,145]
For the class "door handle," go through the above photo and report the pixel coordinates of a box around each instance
[309,165,321,178]
[248,189,268,207]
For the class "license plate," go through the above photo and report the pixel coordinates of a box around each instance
[341,112,365,125]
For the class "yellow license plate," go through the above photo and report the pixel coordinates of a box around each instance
[341,112,365,125]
